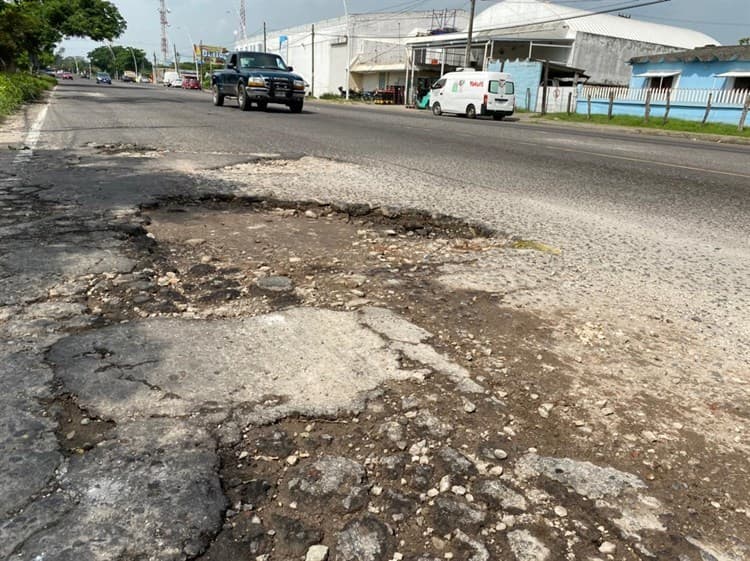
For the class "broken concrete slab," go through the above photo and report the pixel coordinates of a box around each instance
[47,307,480,430]
[12,419,224,561]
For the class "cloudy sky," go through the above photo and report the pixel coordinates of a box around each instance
[60,0,748,60]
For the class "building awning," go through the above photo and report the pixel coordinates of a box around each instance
[633,71,681,78]
[350,63,406,74]
[715,71,750,77]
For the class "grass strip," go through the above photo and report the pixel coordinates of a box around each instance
[537,112,750,138]
[0,73,56,121]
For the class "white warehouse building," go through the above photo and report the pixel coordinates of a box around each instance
[234,0,718,101]
[234,10,469,97]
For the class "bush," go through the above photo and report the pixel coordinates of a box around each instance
[0,72,56,120]
[319,92,343,100]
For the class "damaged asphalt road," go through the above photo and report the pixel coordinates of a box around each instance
[1,82,749,561]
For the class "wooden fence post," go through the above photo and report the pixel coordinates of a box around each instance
[663,89,671,124]
[607,91,614,120]
[526,88,531,111]
[644,90,652,123]
[738,94,750,132]
[587,94,591,120]
[702,93,713,126]
[566,91,573,115]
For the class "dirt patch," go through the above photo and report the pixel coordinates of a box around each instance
[73,197,750,561]
[48,394,116,455]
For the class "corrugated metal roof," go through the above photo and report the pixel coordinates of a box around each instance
[630,45,750,64]
[472,0,718,49]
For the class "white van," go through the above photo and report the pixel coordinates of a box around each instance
[163,71,179,87]
[430,70,515,120]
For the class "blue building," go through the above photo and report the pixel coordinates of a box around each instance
[577,46,750,125]
[629,45,750,91]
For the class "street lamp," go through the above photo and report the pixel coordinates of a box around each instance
[177,26,201,88]
[127,47,138,77]
[343,0,351,100]
[105,42,118,79]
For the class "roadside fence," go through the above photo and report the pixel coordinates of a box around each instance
[576,86,750,129]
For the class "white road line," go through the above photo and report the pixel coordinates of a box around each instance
[12,103,49,167]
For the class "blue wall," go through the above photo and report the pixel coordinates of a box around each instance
[487,59,542,110]
[629,60,750,89]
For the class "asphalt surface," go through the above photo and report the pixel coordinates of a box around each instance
[2,79,749,561]
[41,81,749,352]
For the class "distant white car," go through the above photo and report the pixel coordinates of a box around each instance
[171,78,183,88]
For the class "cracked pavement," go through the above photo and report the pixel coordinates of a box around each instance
[1,81,749,561]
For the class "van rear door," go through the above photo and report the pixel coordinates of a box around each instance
[487,79,515,112]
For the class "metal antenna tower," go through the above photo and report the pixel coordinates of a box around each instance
[239,0,247,38]
[159,0,169,62]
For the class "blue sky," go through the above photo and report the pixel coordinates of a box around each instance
[60,0,748,60]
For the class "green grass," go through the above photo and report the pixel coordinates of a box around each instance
[537,112,750,138]
[0,72,56,121]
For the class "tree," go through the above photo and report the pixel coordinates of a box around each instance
[0,0,126,71]
[740,37,749,46]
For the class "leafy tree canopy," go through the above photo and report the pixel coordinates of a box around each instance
[739,37,749,46]
[0,0,126,70]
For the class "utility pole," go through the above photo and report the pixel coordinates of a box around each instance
[343,0,350,100]
[463,0,476,68]
[263,22,267,52]
[159,0,169,64]
[153,52,157,83]
[239,0,247,39]
[173,43,179,74]
[311,24,315,97]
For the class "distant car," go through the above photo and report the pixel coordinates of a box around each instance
[122,71,137,83]
[170,78,183,88]
[182,77,201,90]
[96,72,112,84]
[61,71,74,80]
[139,76,152,83]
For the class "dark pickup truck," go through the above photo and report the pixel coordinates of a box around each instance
[212,51,306,113]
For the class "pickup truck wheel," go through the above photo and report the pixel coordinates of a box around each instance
[466,104,477,119]
[431,102,442,116]
[237,84,251,111]
[212,84,224,106]
[289,100,303,113]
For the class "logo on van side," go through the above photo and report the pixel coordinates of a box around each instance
[470,81,484,88]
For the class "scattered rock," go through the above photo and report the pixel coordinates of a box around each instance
[599,541,616,554]
[334,516,393,561]
[256,275,294,292]
[306,544,329,561]
[454,529,490,561]
[413,409,453,438]
[437,447,478,482]
[507,530,550,561]
[272,514,324,558]
[289,456,369,514]
[430,496,486,534]
[516,454,646,499]
[473,479,528,512]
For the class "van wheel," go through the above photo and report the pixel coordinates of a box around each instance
[466,104,477,119]
[212,84,224,106]
[237,84,251,111]
[431,102,442,116]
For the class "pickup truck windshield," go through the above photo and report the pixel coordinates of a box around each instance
[239,53,287,70]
